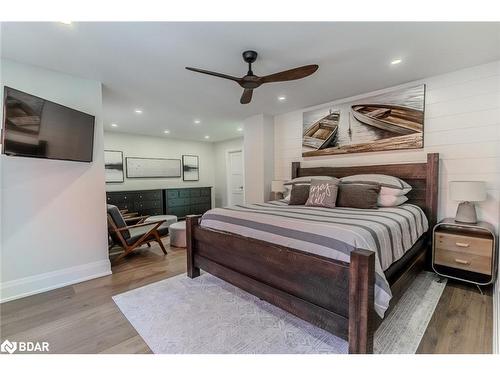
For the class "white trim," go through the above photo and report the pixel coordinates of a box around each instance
[0,259,112,303]
[225,148,245,206]
[494,278,499,354]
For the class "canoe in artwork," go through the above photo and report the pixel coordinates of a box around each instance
[351,104,423,134]
[302,111,340,150]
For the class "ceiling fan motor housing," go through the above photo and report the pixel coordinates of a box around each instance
[242,50,258,64]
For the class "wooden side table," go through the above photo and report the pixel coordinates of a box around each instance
[432,218,498,290]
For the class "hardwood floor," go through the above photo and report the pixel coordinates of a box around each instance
[417,280,493,354]
[0,238,493,354]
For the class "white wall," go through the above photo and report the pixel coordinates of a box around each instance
[104,132,216,203]
[274,61,500,352]
[243,114,274,204]
[274,60,500,230]
[0,59,110,302]
[213,137,243,207]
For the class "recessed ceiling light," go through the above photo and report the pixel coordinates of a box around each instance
[237,127,243,132]
[134,109,143,114]
[60,21,72,25]
[194,119,201,124]
[204,135,210,139]
[278,96,286,101]
[390,59,402,65]
[111,123,118,127]
[164,130,170,134]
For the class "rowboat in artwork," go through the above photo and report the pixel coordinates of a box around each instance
[351,104,423,134]
[302,111,340,150]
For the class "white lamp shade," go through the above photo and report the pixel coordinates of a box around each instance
[449,181,486,202]
[271,180,285,193]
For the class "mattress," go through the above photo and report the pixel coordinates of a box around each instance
[200,200,428,317]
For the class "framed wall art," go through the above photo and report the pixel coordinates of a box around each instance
[182,155,199,181]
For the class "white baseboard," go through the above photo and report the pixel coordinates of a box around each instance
[494,279,499,354]
[0,259,112,303]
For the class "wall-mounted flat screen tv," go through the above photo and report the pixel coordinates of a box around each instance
[2,87,95,162]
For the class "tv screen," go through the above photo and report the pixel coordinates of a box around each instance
[2,87,95,162]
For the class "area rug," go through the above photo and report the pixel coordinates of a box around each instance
[112,271,445,354]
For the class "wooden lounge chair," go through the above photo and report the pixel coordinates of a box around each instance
[107,204,167,258]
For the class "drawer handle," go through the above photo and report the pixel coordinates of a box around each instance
[455,242,470,248]
[454,258,470,265]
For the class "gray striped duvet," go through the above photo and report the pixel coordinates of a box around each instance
[200,200,428,318]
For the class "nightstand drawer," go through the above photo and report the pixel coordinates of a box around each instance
[434,247,492,275]
[435,232,492,257]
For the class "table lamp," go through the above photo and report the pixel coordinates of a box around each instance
[271,180,286,200]
[449,181,486,224]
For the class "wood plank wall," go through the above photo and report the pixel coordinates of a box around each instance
[273,61,500,231]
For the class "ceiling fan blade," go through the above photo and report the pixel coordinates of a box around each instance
[260,64,319,83]
[185,67,241,82]
[240,88,253,104]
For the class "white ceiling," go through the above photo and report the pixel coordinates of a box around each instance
[1,22,500,142]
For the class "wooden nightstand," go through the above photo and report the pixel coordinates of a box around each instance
[270,192,284,201]
[432,218,498,289]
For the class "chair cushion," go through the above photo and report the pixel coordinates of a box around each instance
[107,204,130,240]
[126,221,170,245]
[126,227,157,245]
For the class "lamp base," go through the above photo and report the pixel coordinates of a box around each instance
[454,201,478,224]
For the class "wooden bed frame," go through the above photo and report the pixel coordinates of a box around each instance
[186,153,439,353]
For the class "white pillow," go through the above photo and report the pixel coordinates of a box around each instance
[340,174,412,192]
[284,176,337,187]
[377,195,408,207]
[380,186,412,196]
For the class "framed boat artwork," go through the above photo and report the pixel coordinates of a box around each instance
[302,84,425,157]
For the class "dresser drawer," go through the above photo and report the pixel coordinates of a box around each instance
[435,232,493,257]
[168,197,191,207]
[200,188,211,197]
[189,188,201,197]
[137,190,162,200]
[434,247,492,275]
[191,196,210,204]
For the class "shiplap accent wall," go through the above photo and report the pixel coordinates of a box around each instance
[274,61,500,230]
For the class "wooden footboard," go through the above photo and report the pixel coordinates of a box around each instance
[186,215,375,354]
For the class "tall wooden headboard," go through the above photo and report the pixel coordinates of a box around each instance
[292,153,439,229]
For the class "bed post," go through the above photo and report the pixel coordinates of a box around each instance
[291,161,300,179]
[425,153,439,231]
[186,215,201,278]
[348,249,375,354]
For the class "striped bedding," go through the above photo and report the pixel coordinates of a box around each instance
[200,200,428,318]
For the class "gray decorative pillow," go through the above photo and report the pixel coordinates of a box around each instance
[288,184,311,205]
[283,176,339,201]
[305,179,339,208]
[336,183,380,209]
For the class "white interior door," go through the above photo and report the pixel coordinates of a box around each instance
[227,150,244,206]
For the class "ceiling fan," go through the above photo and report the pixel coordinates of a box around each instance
[186,50,319,104]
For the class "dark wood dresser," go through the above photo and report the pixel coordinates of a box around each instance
[164,187,212,219]
[106,187,212,218]
[106,189,164,216]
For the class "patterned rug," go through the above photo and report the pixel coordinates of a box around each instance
[113,271,445,354]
